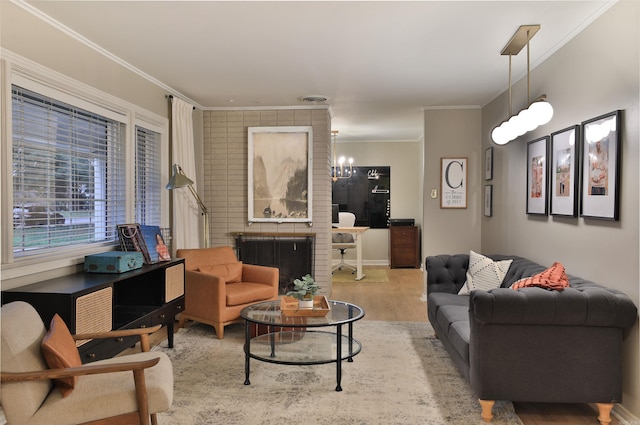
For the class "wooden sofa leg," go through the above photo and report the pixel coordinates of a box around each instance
[214,324,224,339]
[479,399,495,422]
[596,403,613,425]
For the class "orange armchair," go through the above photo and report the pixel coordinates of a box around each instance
[176,246,279,339]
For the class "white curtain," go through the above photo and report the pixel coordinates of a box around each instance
[171,97,201,249]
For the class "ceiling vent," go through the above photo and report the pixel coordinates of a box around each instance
[298,95,329,104]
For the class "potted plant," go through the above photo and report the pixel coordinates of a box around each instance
[286,274,320,308]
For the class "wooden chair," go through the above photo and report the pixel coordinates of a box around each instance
[1,301,173,425]
[176,246,279,339]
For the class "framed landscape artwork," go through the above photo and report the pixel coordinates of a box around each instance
[248,126,313,223]
[526,136,549,215]
[580,110,622,220]
[550,125,580,217]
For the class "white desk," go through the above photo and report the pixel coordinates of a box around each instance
[331,226,369,281]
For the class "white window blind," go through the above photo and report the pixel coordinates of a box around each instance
[135,125,162,226]
[11,85,126,256]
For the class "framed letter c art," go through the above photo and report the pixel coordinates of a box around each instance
[440,157,467,209]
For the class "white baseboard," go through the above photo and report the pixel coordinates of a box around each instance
[613,404,640,425]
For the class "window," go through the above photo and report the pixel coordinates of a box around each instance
[135,125,162,226]
[11,85,126,257]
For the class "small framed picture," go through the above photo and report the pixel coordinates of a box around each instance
[526,136,549,215]
[117,223,152,264]
[484,185,493,217]
[580,110,622,220]
[440,157,467,209]
[550,125,580,217]
[484,147,493,181]
[140,225,171,263]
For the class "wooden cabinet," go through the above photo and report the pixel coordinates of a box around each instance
[389,225,420,268]
[2,259,184,363]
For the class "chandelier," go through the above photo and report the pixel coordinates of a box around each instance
[331,130,355,181]
[491,25,554,145]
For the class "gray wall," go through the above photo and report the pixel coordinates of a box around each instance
[423,108,482,257]
[0,1,168,119]
[481,0,639,418]
[330,140,424,265]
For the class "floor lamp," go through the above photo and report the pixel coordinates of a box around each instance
[166,164,210,248]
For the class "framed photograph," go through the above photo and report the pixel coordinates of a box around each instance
[580,110,622,220]
[550,125,580,217]
[484,147,493,181]
[248,126,313,223]
[140,225,171,263]
[526,136,549,215]
[117,223,151,264]
[440,157,467,209]
[484,185,493,217]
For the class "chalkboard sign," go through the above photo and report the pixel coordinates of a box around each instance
[332,166,390,228]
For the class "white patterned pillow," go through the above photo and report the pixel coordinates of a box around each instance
[458,251,513,295]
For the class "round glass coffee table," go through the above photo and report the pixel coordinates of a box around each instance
[240,299,365,391]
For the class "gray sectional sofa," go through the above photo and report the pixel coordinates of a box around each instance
[426,253,638,424]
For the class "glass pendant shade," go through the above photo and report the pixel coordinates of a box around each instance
[491,25,554,145]
[491,126,508,145]
[529,100,554,126]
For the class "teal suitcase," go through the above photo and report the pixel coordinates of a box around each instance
[84,251,144,273]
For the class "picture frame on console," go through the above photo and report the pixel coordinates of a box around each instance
[550,125,580,217]
[117,223,151,264]
[247,126,313,224]
[580,110,622,220]
[526,136,549,215]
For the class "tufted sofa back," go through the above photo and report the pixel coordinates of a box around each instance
[426,253,636,297]
[426,254,552,295]
[425,254,469,294]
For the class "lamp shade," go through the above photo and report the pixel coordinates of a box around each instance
[166,164,194,189]
[529,100,554,126]
[491,125,508,145]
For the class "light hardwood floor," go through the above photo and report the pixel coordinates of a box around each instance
[330,266,620,425]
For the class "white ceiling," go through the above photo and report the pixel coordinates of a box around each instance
[24,0,616,142]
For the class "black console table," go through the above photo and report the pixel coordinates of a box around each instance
[2,258,185,363]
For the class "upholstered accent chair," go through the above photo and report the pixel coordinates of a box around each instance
[0,301,173,425]
[176,246,279,339]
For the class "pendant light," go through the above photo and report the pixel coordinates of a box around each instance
[491,25,554,145]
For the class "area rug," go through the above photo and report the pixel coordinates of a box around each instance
[332,267,388,283]
[154,320,523,425]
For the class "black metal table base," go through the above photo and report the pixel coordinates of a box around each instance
[243,322,360,391]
